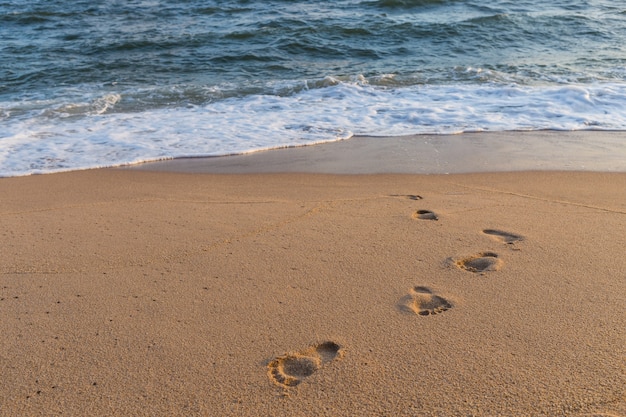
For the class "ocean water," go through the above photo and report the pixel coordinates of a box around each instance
[1,0,626,176]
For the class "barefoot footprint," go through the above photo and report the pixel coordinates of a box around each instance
[451,252,503,273]
[482,229,524,244]
[412,210,438,220]
[390,194,423,200]
[268,341,342,388]
[399,286,453,316]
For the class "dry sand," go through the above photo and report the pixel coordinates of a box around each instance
[1,136,625,416]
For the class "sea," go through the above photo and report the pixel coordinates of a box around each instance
[2,0,626,176]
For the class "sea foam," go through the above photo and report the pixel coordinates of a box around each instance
[2,80,626,176]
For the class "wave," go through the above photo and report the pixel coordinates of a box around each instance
[3,78,626,176]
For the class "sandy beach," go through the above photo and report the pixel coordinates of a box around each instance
[1,134,625,416]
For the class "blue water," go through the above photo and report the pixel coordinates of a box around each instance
[1,0,626,176]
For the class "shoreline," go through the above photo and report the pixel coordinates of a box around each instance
[124,130,626,175]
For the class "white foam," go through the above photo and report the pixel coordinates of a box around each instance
[2,80,626,176]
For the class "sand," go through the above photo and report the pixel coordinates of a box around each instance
[1,136,625,416]
[127,131,626,174]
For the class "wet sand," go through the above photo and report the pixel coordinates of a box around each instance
[126,131,626,174]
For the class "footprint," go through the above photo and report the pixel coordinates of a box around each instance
[268,341,342,388]
[450,252,503,273]
[399,286,453,316]
[390,194,423,200]
[483,229,524,244]
[412,210,438,220]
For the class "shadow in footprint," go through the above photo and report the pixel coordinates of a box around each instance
[450,252,502,273]
[412,210,438,221]
[268,341,342,388]
[390,194,423,200]
[399,286,453,316]
[483,229,524,245]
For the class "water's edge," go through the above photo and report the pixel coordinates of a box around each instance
[122,130,626,175]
